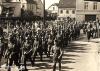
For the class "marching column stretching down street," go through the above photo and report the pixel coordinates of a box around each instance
[0,0,100,71]
[0,19,100,71]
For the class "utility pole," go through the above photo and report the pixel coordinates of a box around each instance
[43,0,45,28]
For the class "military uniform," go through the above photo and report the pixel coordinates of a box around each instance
[7,38,20,71]
[23,39,34,70]
[53,34,63,71]
[0,27,3,37]
[32,36,39,64]
[0,37,4,67]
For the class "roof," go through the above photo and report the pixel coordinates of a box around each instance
[59,0,76,8]
[84,0,100,1]
[2,0,36,4]
[51,3,59,6]
[48,3,59,9]
[2,2,20,8]
[2,0,10,2]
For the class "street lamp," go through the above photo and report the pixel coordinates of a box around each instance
[43,0,45,28]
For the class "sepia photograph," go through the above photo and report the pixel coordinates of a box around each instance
[0,0,100,71]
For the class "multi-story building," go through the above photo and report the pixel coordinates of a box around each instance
[1,0,21,17]
[1,0,43,17]
[48,3,59,14]
[34,0,43,17]
[58,0,76,20]
[47,3,59,18]
[76,0,100,21]
[58,0,100,21]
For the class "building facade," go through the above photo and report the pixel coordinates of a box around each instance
[48,3,59,14]
[34,0,43,17]
[58,0,100,21]
[47,3,59,18]
[58,0,76,20]
[2,2,21,17]
[76,0,100,21]
[0,0,43,17]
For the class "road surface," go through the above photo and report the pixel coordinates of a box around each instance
[0,34,100,71]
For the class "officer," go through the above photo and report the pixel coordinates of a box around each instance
[23,37,34,70]
[53,33,64,71]
[48,34,53,56]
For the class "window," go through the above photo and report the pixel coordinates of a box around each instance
[53,7,55,10]
[72,10,75,14]
[66,10,69,14]
[93,2,97,10]
[84,2,88,10]
[30,4,32,10]
[60,10,63,14]
[58,18,60,20]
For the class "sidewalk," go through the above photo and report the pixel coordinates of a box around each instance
[90,38,100,43]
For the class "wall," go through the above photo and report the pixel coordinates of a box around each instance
[48,5,58,13]
[76,0,100,21]
[58,8,76,18]
[2,2,21,17]
[34,0,43,17]
[13,3,21,17]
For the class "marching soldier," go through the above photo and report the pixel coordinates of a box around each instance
[53,33,64,71]
[87,23,92,41]
[32,35,39,65]
[23,36,34,70]
[0,37,4,67]
[7,36,20,71]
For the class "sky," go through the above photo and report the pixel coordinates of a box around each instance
[41,0,60,9]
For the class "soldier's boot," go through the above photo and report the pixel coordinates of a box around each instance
[39,51,43,61]
[44,49,49,57]
[48,47,51,57]
[29,58,34,67]
[32,52,37,65]
[59,61,61,71]
[40,54,43,61]
[7,66,11,71]
[53,63,56,71]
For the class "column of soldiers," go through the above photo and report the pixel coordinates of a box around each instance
[82,21,100,41]
[0,19,82,71]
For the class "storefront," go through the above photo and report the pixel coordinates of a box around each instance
[85,14,96,21]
